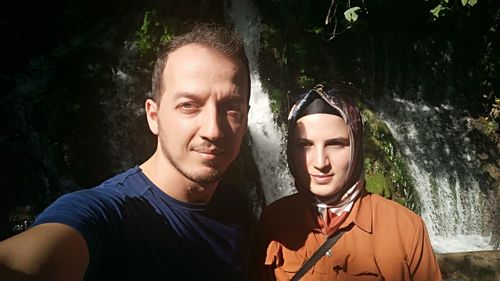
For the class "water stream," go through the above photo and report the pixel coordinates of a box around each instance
[225,0,295,205]
[224,0,496,253]
[375,97,495,253]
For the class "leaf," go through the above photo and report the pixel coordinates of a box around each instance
[311,26,324,34]
[444,0,449,2]
[430,4,445,18]
[344,7,361,23]
[468,0,477,6]
[461,0,468,6]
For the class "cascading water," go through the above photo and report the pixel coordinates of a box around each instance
[225,0,295,204]
[225,0,497,254]
[375,96,496,253]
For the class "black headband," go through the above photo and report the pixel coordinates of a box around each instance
[295,97,341,121]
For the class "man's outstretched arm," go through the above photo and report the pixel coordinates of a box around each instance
[0,223,89,281]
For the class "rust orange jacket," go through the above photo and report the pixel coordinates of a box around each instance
[257,192,442,281]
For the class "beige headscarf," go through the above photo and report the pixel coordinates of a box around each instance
[287,85,365,236]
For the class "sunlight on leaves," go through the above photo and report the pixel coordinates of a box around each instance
[344,7,361,23]
[430,4,446,18]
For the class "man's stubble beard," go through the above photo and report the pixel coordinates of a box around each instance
[160,139,225,185]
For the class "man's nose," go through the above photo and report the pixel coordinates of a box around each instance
[200,106,224,141]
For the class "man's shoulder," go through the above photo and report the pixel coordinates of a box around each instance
[33,167,147,224]
[72,166,149,200]
[98,166,144,190]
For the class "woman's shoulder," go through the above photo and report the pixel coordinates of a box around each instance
[368,193,425,229]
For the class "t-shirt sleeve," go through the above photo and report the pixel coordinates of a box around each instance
[31,188,123,274]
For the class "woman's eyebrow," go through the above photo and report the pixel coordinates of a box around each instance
[325,137,350,145]
[296,136,348,141]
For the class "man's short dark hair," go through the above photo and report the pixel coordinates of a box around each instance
[151,22,250,103]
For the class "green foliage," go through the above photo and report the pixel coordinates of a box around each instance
[310,26,325,34]
[464,0,478,6]
[470,116,499,136]
[136,11,154,54]
[430,0,479,20]
[362,108,421,212]
[430,4,447,18]
[267,87,286,117]
[344,7,361,23]
[296,70,315,89]
[135,10,174,60]
[261,23,288,67]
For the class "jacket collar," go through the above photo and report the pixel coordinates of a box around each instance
[339,190,372,234]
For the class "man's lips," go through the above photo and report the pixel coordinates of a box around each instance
[192,147,224,159]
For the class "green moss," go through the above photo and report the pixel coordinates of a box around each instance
[362,107,421,213]
[365,172,391,198]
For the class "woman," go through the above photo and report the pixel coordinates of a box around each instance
[257,85,442,280]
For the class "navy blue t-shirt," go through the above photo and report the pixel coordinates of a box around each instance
[32,167,251,280]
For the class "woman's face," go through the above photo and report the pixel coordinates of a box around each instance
[292,113,351,199]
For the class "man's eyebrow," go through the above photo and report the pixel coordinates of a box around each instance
[171,92,245,102]
[222,95,245,103]
[172,92,199,100]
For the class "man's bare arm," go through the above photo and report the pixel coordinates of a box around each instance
[0,223,89,281]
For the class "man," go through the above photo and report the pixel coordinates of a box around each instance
[257,85,442,280]
[0,23,251,280]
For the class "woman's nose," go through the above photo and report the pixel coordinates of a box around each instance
[313,147,330,170]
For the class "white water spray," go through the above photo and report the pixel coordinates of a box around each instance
[225,0,295,204]
[376,97,495,253]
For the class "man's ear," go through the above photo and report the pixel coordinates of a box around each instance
[145,99,159,135]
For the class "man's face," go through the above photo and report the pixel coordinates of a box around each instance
[292,113,351,198]
[148,44,248,184]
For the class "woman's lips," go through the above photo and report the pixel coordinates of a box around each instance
[311,174,333,184]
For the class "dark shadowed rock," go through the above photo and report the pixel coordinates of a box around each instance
[436,250,500,281]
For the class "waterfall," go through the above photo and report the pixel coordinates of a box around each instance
[375,97,496,253]
[225,0,295,204]
[224,0,497,254]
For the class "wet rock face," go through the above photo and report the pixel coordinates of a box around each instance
[436,250,500,281]
[494,192,500,250]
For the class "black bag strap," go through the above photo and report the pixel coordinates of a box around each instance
[290,230,346,281]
